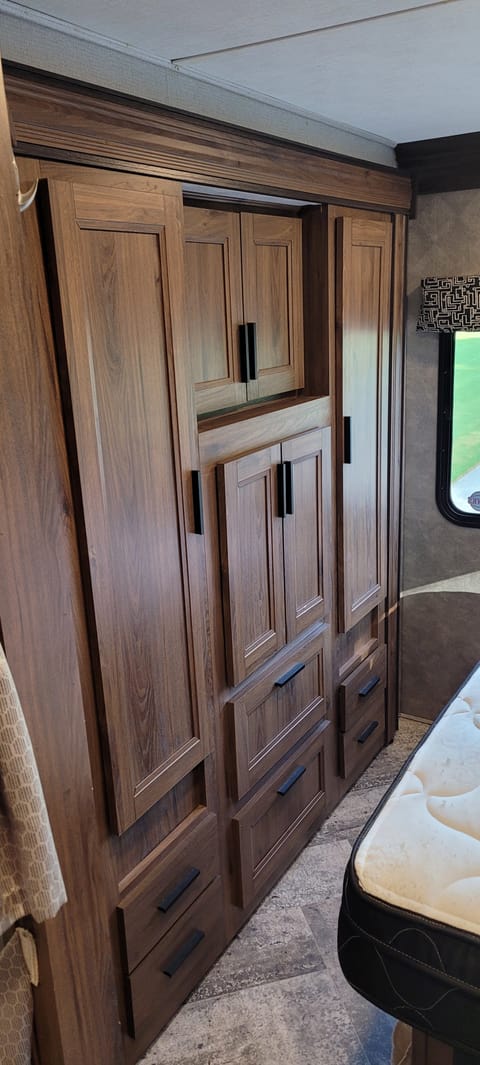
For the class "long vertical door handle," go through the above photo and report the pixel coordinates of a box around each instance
[277,462,287,519]
[239,324,251,383]
[247,322,257,380]
[343,416,352,464]
[285,461,294,514]
[192,470,204,535]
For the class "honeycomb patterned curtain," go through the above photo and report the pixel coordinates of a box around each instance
[0,646,66,1065]
[417,275,480,332]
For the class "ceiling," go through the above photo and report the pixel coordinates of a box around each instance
[0,0,477,146]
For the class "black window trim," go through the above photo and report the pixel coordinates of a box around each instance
[436,330,480,527]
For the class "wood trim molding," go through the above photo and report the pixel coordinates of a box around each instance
[4,62,412,213]
[396,131,480,195]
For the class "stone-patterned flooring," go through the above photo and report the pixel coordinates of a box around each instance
[140,717,427,1065]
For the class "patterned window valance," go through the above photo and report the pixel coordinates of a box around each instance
[417,275,480,332]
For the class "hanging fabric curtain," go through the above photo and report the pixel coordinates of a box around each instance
[417,275,480,332]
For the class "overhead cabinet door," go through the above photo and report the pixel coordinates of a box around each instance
[44,178,209,833]
[184,207,304,414]
[217,427,331,686]
[336,216,392,633]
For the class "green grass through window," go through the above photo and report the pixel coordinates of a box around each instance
[451,331,480,482]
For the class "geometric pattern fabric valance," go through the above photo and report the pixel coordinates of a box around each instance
[417,275,480,332]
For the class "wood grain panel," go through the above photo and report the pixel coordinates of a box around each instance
[4,65,412,212]
[217,444,286,685]
[232,722,329,907]
[0,71,122,1065]
[183,206,246,413]
[282,427,331,641]
[241,213,304,400]
[228,626,328,799]
[336,216,392,632]
[44,178,209,832]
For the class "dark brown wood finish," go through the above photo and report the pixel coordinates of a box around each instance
[282,427,331,640]
[43,175,210,832]
[338,697,385,778]
[0,70,122,1065]
[336,214,392,633]
[183,206,246,414]
[4,64,412,212]
[217,442,286,685]
[338,645,386,731]
[241,212,304,400]
[411,1030,455,1065]
[396,131,480,196]
[232,721,330,907]
[228,625,329,800]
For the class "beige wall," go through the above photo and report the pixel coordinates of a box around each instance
[401,189,480,720]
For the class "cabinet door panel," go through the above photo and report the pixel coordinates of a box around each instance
[184,207,246,414]
[217,444,286,685]
[241,213,304,401]
[45,180,208,832]
[282,427,332,641]
[337,216,392,632]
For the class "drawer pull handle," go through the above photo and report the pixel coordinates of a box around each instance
[358,675,381,698]
[157,866,200,913]
[191,471,204,535]
[344,416,352,464]
[277,764,306,796]
[357,721,379,745]
[162,928,205,978]
[285,460,294,515]
[239,324,251,383]
[277,462,287,519]
[275,662,305,688]
[247,322,257,381]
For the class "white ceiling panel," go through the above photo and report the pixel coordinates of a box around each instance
[4,0,455,63]
[176,0,478,141]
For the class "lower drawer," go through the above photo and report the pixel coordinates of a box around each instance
[126,877,225,1048]
[232,721,330,908]
[339,696,385,780]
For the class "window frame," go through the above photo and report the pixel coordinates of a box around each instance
[436,330,480,527]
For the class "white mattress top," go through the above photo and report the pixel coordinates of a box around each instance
[355,665,480,936]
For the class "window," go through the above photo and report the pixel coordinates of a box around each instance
[437,330,480,526]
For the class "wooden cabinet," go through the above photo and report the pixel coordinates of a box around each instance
[184,206,304,414]
[217,426,331,686]
[338,646,387,779]
[336,214,392,633]
[44,177,211,833]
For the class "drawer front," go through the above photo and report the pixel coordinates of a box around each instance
[338,645,386,732]
[118,811,219,972]
[126,877,225,1047]
[233,722,329,907]
[339,696,386,780]
[229,627,329,800]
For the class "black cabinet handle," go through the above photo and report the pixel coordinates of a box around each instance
[191,471,204,535]
[357,721,379,745]
[277,764,306,795]
[344,416,352,464]
[285,460,294,515]
[157,866,201,913]
[275,662,305,687]
[162,928,205,978]
[247,322,257,380]
[277,462,287,518]
[239,324,251,383]
[358,675,381,698]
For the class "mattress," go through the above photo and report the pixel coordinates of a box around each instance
[338,663,480,1058]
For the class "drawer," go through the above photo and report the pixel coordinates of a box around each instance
[126,877,225,1046]
[117,811,219,972]
[338,645,386,732]
[339,697,386,780]
[232,721,330,908]
[228,627,329,800]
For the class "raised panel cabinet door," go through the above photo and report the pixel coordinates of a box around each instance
[282,427,332,641]
[217,444,286,686]
[183,206,246,414]
[241,213,304,401]
[336,215,392,632]
[44,178,209,832]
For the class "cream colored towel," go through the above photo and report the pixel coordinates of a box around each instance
[0,929,38,1065]
[0,646,66,933]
